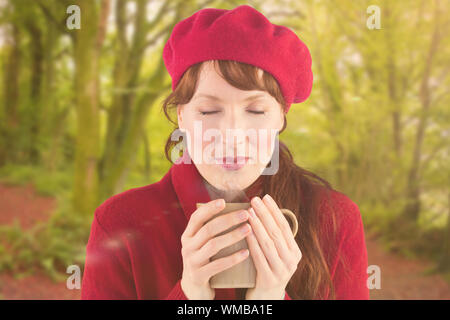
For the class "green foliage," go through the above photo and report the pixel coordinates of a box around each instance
[0,165,88,280]
[361,198,447,264]
[0,164,72,197]
[0,196,91,281]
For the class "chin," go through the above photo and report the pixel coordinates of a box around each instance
[221,166,261,189]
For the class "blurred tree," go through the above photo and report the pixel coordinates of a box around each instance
[71,0,110,215]
[98,0,175,201]
[0,3,21,165]
[23,5,44,164]
[401,0,445,223]
[97,0,233,201]
[0,0,76,169]
[34,0,71,172]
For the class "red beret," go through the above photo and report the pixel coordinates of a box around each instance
[162,5,313,112]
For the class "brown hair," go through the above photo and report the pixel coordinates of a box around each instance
[161,60,339,299]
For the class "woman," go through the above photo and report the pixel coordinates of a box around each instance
[81,5,369,300]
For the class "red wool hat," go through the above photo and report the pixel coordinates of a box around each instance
[162,4,313,112]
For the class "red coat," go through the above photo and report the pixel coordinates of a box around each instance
[81,153,369,300]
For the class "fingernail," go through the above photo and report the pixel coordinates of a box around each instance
[252,197,262,207]
[241,249,249,256]
[216,199,224,208]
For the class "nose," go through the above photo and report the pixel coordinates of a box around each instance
[221,107,243,130]
[219,108,246,151]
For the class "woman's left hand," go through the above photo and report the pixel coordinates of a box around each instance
[245,194,302,300]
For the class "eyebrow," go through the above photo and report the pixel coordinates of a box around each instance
[192,93,268,103]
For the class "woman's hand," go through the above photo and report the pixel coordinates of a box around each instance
[245,194,302,300]
[180,198,253,300]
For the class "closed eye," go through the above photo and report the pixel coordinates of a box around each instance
[248,110,265,115]
[199,111,220,115]
[199,110,265,115]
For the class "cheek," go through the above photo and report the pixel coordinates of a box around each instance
[186,126,221,164]
[252,128,278,162]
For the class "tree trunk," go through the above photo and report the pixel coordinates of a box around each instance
[99,0,184,201]
[401,0,441,222]
[72,0,110,216]
[0,24,21,165]
[41,16,59,171]
[25,17,44,165]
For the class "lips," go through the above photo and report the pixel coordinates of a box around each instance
[215,156,250,170]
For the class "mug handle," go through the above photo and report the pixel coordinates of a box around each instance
[280,209,298,237]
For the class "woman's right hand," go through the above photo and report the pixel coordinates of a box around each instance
[180,198,252,300]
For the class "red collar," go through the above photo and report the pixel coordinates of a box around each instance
[170,151,263,221]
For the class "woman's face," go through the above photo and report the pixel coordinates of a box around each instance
[177,61,285,192]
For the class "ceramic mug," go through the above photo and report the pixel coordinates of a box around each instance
[196,202,298,288]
